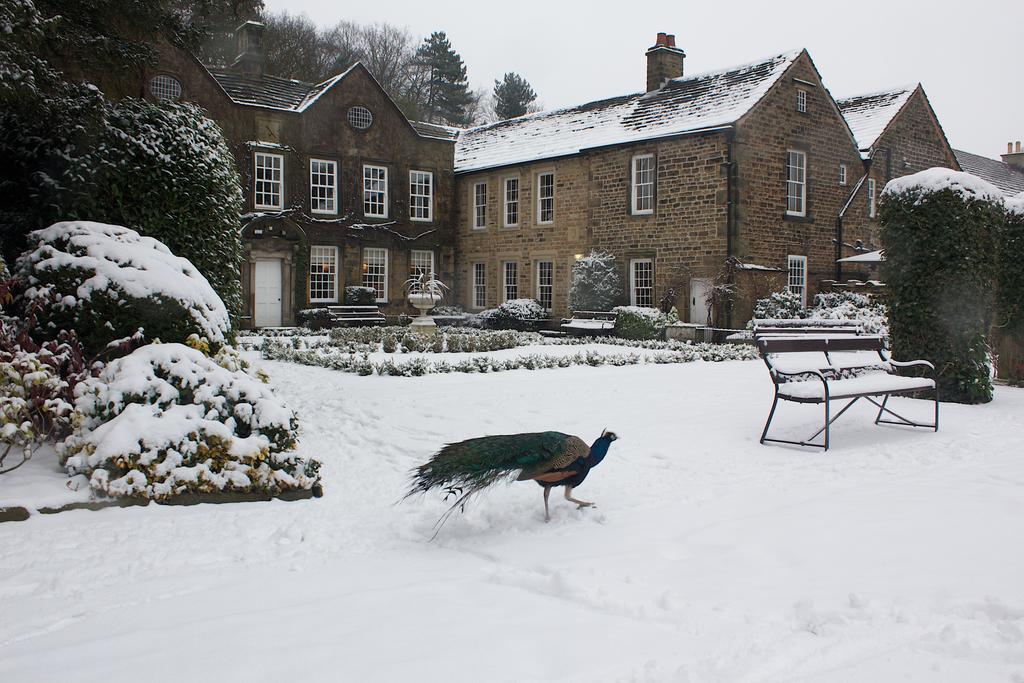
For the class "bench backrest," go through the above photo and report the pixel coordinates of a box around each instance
[757,335,885,356]
[570,310,617,320]
[753,326,861,337]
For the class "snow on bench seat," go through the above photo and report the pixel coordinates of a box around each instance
[561,319,615,330]
[778,374,935,401]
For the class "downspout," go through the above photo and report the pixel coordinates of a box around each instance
[837,169,869,282]
[724,128,735,329]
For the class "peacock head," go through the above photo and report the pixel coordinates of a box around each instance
[600,429,619,442]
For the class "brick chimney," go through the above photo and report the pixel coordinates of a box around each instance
[1003,140,1024,171]
[646,32,685,92]
[232,20,266,75]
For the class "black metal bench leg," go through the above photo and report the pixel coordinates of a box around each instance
[934,386,940,432]
[824,398,830,451]
[874,394,889,425]
[760,391,780,445]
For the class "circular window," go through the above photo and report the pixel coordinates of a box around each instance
[347,106,373,130]
[150,74,182,102]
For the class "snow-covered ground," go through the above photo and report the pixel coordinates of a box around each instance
[2,357,1023,682]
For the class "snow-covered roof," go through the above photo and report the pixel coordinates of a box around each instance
[837,250,884,263]
[455,49,803,174]
[411,121,461,141]
[207,65,355,113]
[836,85,916,158]
[953,149,1024,197]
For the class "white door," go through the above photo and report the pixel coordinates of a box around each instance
[689,278,713,325]
[254,259,283,328]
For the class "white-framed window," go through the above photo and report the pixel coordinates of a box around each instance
[150,74,182,101]
[536,261,554,311]
[254,152,284,210]
[536,171,554,224]
[409,249,434,278]
[839,164,847,186]
[503,261,518,301]
[504,177,519,227]
[867,177,877,218]
[472,263,487,309]
[473,182,487,229]
[309,159,337,214]
[309,245,338,303]
[409,170,433,221]
[363,164,388,218]
[797,89,807,113]
[362,247,388,302]
[787,255,808,308]
[347,106,373,130]
[786,150,807,217]
[630,259,653,308]
[631,154,655,215]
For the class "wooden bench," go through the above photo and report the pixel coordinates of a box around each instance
[757,335,938,451]
[326,305,386,327]
[560,310,616,336]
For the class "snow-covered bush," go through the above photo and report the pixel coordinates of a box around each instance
[344,286,378,306]
[809,292,888,336]
[473,298,548,330]
[569,251,622,312]
[881,168,1003,404]
[751,291,806,322]
[296,307,332,330]
[68,100,244,319]
[613,306,671,340]
[17,221,230,355]
[60,343,318,500]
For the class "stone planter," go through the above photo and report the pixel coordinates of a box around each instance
[665,322,702,342]
[407,292,442,334]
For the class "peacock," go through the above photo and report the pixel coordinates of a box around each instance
[407,430,618,526]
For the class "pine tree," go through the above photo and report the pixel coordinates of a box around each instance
[492,72,537,120]
[413,31,473,126]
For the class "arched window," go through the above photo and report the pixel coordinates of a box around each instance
[347,106,373,130]
[150,74,182,101]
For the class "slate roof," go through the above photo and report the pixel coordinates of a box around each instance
[836,85,916,158]
[411,121,461,141]
[454,49,803,174]
[953,149,1024,197]
[207,66,353,112]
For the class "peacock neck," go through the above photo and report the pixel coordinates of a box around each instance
[587,438,612,466]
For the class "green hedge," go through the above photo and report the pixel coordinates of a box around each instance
[997,197,1024,336]
[879,169,1004,404]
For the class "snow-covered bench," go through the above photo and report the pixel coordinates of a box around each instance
[327,305,386,327]
[757,335,938,451]
[560,310,616,336]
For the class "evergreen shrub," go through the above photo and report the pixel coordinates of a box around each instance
[879,168,1004,403]
[569,251,622,312]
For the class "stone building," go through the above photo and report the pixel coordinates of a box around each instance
[835,85,959,282]
[146,22,458,328]
[454,35,958,326]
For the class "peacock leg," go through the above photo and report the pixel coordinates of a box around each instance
[564,486,593,509]
[543,487,551,522]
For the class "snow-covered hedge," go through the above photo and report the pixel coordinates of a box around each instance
[296,307,332,330]
[613,306,674,340]
[263,338,756,377]
[998,195,1024,336]
[569,251,622,312]
[323,326,534,354]
[60,343,317,500]
[17,221,230,355]
[880,167,1003,404]
[472,299,548,330]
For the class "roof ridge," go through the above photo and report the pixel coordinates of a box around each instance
[664,47,803,84]
[836,83,917,103]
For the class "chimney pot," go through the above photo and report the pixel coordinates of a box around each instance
[667,34,676,47]
[1017,141,1022,153]
[1010,142,1015,154]
[656,32,668,46]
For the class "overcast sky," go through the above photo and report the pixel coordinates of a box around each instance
[265,0,1022,159]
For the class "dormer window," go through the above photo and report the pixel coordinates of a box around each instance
[150,74,182,101]
[796,89,807,113]
[347,106,373,130]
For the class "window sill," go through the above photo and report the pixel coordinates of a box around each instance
[310,210,338,216]
[255,205,284,212]
[783,212,814,224]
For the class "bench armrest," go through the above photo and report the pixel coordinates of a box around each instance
[887,358,934,371]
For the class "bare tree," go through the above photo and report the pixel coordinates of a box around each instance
[262,12,332,81]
